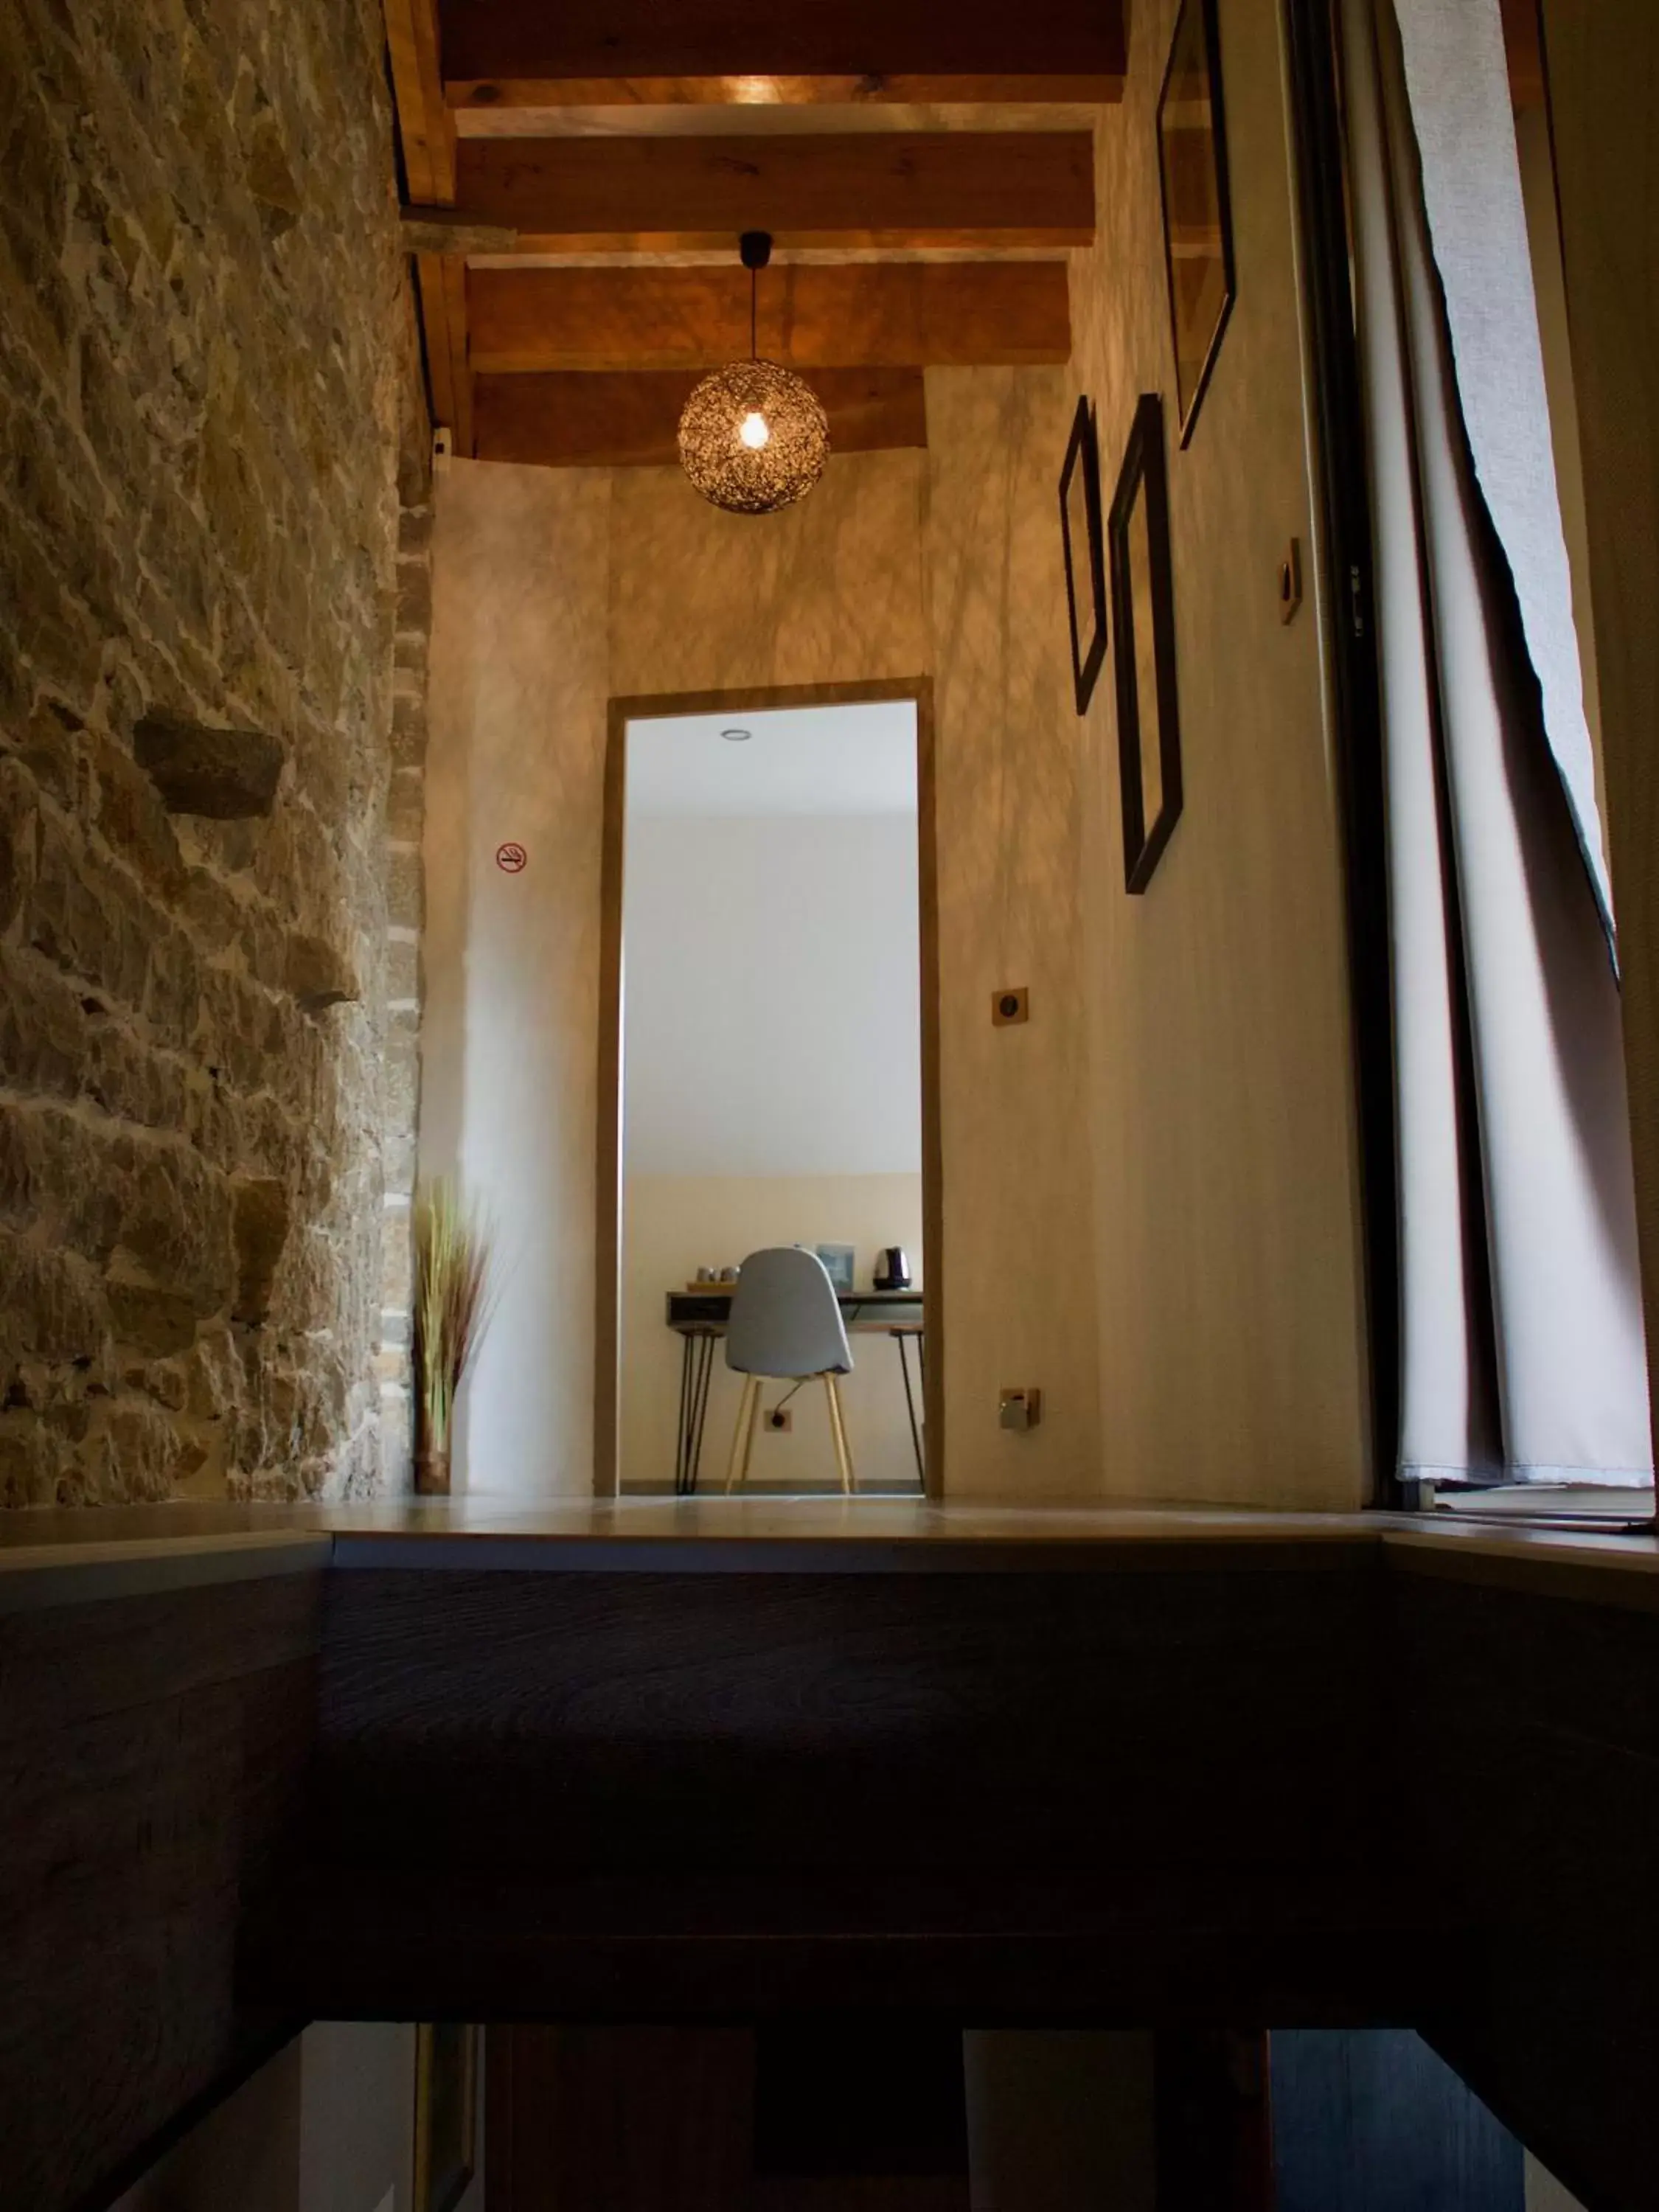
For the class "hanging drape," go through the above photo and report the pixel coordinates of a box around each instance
[1340,0,1651,1486]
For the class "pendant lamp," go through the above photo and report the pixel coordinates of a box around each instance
[677,232,830,515]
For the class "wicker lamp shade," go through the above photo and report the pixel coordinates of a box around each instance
[677,357,830,515]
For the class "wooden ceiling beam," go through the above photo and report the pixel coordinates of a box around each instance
[439,0,1127,108]
[385,0,474,451]
[467,262,1071,372]
[386,0,456,203]
[449,74,1126,112]
[449,133,1094,252]
[475,367,928,468]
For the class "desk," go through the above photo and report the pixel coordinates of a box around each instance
[666,1288,925,1495]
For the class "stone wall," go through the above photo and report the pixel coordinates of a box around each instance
[0,0,418,1503]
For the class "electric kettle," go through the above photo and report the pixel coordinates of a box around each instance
[874,1247,912,1290]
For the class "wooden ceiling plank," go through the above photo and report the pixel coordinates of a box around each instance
[439,0,1127,92]
[385,0,458,203]
[475,366,928,469]
[449,133,1094,252]
[449,74,1126,110]
[467,262,1071,372]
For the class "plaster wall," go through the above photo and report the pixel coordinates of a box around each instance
[924,368,1107,1498]
[423,463,612,1497]
[1066,0,1371,1505]
[623,813,922,1180]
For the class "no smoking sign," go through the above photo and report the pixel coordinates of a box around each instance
[495,842,526,874]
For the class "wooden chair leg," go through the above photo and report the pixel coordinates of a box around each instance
[725,1376,758,1493]
[823,1373,856,1495]
[739,1377,763,1487]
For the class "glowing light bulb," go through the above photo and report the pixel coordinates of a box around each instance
[739,410,771,450]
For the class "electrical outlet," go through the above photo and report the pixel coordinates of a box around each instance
[766,1407,793,1433]
[999,1386,1043,1433]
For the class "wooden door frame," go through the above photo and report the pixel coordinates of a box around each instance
[595,677,944,1499]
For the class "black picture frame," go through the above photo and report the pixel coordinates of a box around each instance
[1156,0,1237,446]
[1107,394,1183,893]
[1058,396,1108,714]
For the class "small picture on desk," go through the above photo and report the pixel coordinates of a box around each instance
[815,1244,857,1293]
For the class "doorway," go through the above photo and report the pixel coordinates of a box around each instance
[595,681,942,1498]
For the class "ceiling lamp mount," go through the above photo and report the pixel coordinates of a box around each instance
[677,231,830,516]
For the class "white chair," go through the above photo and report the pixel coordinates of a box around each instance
[723,1247,857,1495]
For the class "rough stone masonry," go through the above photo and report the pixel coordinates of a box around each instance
[0,0,425,1501]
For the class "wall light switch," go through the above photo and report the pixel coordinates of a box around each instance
[992,987,1029,1027]
[999,1387,1042,1432]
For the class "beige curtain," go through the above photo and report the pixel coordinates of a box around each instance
[1340,0,1651,1486]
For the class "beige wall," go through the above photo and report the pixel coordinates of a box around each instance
[1542,0,1659,1468]
[925,367,1108,1498]
[621,1172,925,1492]
[424,464,611,1496]
[608,453,927,696]
[1066,0,1371,1504]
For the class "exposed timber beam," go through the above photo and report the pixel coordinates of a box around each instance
[473,367,928,468]
[385,0,474,448]
[448,133,1094,252]
[385,0,456,202]
[439,0,1127,108]
[451,75,1126,109]
[467,262,1071,373]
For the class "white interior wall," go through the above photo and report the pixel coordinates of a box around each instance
[623,813,922,1180]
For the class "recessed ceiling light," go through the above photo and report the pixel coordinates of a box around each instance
[721,727,753,742]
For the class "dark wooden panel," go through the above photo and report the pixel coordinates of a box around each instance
[467,262,1071,372]
[0,1574,322,2212]
[315,1564,1385,1882]
[1385,1568,1659,2212]
[475,367,926,469]
[439,0,1127,95]
[488,2025,754,2211]
[452,133,1096,251]
[240,1867,1469,2026]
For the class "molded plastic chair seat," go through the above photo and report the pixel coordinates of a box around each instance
[723,1247,856,1494]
